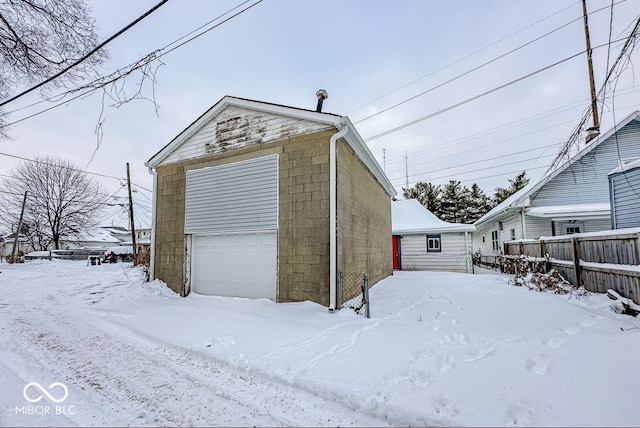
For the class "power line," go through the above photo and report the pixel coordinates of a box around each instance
[0,0,171,108]
[382,83,640,167]
[354,11,584,124]
[0,152,151,195]
[363,38,626,142]
[1,0,264,125]
[349,1,625,120]
[345,1,582,115]
[0,151,124,181]
[392,165,550,190]
[398,143,561,178]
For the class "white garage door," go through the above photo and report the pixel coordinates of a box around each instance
[191,231,277,299]
[185,155,278,299]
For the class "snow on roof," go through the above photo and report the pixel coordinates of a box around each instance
[76,229,123,244]
[474,110,640,227]
[526,203,610,218]
[392,199,475,234]
[608,158,640,175]
[473,181,535,226]
[540,226,640,241]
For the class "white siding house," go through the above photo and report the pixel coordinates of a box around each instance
[392,199,475,273]
[609,158,640,229]
[474,110,640,255]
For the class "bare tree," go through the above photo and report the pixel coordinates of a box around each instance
[0,0,106,137]
[0,156,108,249]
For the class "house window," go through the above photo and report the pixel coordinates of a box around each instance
[510,228,516,240]
[427,235,441,252]
[562,222,584,235]
[482,236,485,243]
[491,230,499,251]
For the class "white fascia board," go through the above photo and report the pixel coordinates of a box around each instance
[524,110,640,200]
[608,158,640,175]
[343,118,397,197]
[146,96,343,169]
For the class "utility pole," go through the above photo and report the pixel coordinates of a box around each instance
[10,191,27,264]
[405,151,409,188]
[126,163,138,263]
[383,148,386,172]
[582,0,600,142]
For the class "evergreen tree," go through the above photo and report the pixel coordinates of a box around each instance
[493,171,529,205]
[462,183,492,223]
[439,180,464,223]
[402,181,442,213]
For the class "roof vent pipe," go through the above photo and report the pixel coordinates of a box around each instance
[316,89,328,112]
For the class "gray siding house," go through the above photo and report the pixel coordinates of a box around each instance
[609,158,640,229]
[474,110,640,254]
[146,96,396,308]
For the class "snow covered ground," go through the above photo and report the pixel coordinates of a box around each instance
[1,260,639,427]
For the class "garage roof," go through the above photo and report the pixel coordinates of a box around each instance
[392,199,475,234]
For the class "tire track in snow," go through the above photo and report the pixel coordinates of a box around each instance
[3,289,391,427]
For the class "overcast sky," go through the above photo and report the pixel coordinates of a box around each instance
[1,0,639,229]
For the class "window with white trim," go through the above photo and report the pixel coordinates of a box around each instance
[491,230,499,251]
[427,235,441,252]
[562,223,583,235]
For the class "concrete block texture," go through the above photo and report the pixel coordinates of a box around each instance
[336,140,393,289]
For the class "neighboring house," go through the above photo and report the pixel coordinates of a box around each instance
[609,158,640,229]
[392,199,475,273]
[0,234,31,259]
[117,228,152,254]
[60,228,122,249]
[101,226,131,243]
[145,95,396,308]
[474,110,640,255]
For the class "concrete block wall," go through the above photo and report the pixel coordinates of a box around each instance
[336,141,393,289]
[278,130,333,304]
[154,163,186,295]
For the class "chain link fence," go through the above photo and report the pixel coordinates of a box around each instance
[337,271,370,318]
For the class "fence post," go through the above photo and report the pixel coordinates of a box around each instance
[571,237,581,288]
[540,239,549,273]
[364,273,370,318]
[337,271,343,308]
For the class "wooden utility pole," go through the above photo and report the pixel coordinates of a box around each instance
[10,191,27,264]
[582,0,600,141]
[126,163,138,263]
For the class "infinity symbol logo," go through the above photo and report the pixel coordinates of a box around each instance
[23,382,69,403]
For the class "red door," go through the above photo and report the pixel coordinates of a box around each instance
[392,235,401,270]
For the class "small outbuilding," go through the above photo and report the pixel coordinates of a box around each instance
[146,95,396,308]
[392,199,475,273]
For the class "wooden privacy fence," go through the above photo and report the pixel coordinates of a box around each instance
[503,228,640,305]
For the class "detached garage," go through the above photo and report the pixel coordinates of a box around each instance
[392,199,475,273]
[146,96,396,308]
